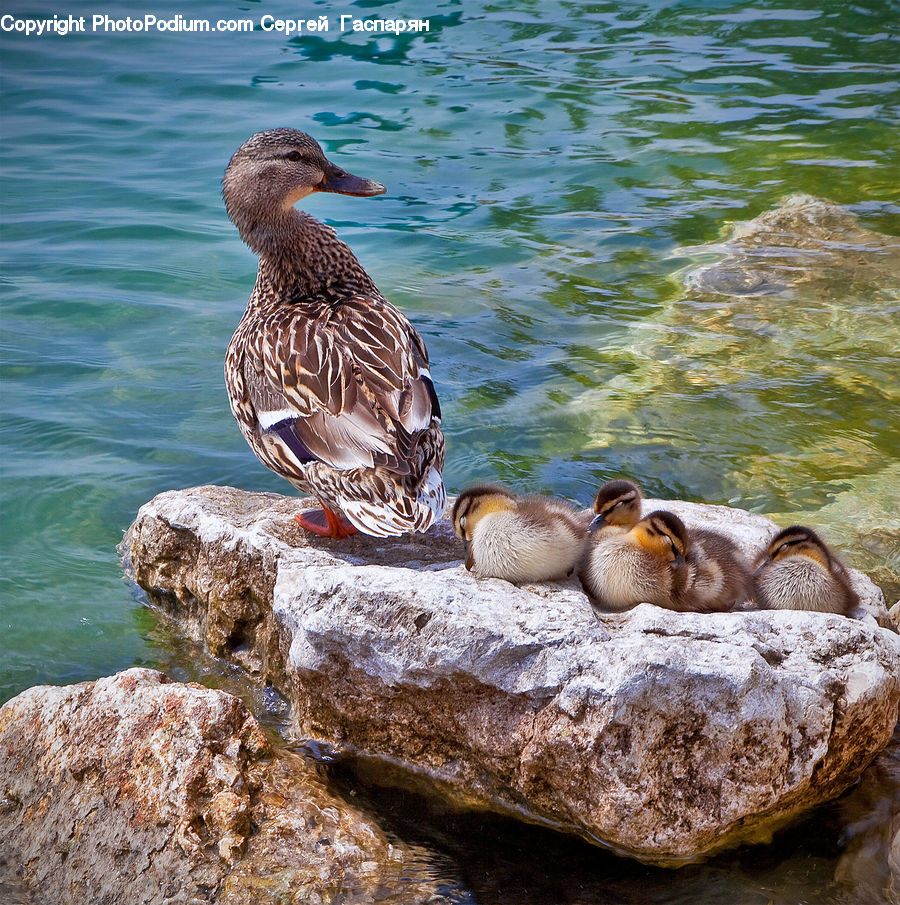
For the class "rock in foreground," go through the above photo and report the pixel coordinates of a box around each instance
[0,668,443,905]
[123,485,900,865]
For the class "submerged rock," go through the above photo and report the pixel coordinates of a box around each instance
[567,196,899,612]
[0,668,443,905]
[680,193,900,299]
[122,485,900,865]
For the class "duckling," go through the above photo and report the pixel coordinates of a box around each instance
[589,479,643,536]
[688,526,753,611]
[223,129,445,539]
[580,510,750,612]
[580,510,691,611]
[753,526,859,615]
[451,485,588,583]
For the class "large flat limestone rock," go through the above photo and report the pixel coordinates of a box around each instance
[122,485,900,865]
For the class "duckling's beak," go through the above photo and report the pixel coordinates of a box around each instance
[753,558,771,577]
[317,161,386,197]
[588,513,606,534]
[671,553,685,569]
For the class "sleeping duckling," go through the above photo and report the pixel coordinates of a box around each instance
[589,479,643,536]
[451,485,588,583]
[688,526,753,611]
[580,510,750,613]
[580,510,690,611]
[753,526,859,615]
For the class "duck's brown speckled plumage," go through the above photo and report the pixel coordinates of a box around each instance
[223,129,445,537]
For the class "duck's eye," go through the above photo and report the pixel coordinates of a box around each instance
[285,150,304,162]
[459,515,467,530]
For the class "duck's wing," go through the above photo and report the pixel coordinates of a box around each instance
[245,295,440,476]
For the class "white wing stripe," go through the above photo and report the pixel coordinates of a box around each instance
[257,408,299,430]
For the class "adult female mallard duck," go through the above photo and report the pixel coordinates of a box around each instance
[223,128,445,538]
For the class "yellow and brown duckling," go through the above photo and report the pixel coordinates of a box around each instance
[223,129,444,539]
[580,509,692,611]
[580,507,752,613]
[589,479,643,536]
[753,526,859,615]
[451,485,589,583]
[688,524,754,612]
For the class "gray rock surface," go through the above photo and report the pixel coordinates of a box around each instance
[0,668,443,905]
[122,485,900,865]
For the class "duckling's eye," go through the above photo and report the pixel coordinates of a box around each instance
[285,150,304,162]
[459,515,467,530]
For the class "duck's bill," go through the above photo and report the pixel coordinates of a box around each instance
[317,163,386,196]
[753,559,771,576]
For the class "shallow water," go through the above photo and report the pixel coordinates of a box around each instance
[1,0,898,901]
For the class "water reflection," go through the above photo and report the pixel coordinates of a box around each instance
[324,729,900,905]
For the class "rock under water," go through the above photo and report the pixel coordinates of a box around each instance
[679,193,900,299]
[120,484,900,866]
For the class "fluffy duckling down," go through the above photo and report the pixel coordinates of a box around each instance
[581,479,753,612]
[589,479,643,536]
[452,485,589,583]
[581,509,692,611]
[753,526,859,616]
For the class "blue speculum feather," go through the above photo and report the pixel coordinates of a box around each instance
[268,419,316,464]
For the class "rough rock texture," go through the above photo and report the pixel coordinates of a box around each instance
[122,485,900,865]
[0,668,443,905]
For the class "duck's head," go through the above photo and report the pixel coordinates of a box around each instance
[629,510,690,568]
[758,526,831,572]
[589,479,642,533]
[223,128,385,243]
[451,484,517,543]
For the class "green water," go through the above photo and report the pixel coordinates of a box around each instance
[1,0,898,901]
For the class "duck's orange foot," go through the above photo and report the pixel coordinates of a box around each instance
[294,507,359,539]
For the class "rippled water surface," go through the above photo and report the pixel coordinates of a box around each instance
[2,1,898,902]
